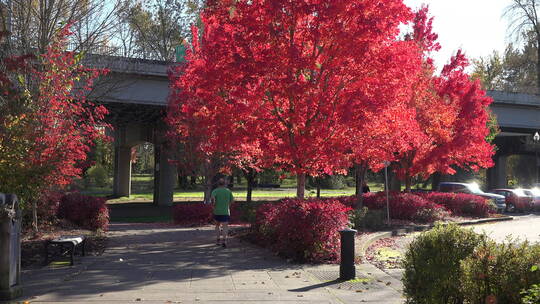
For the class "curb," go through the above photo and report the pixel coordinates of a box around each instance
[403,215,514,232]
[356,231,393,259]
[356,216,514,258]
[456,216,514,226]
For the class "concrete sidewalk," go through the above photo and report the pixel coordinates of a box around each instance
[13,223,404,304]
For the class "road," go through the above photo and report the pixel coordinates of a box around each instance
[471,213,540,243]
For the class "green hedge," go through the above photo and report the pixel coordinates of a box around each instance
[402,223,540,304]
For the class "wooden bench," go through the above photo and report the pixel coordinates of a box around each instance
[45,236,86,266]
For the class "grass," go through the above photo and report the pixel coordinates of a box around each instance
[81,173,387,203]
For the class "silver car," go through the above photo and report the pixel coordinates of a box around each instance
[438,182,506,213]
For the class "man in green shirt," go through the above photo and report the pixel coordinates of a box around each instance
[211,178,234,247]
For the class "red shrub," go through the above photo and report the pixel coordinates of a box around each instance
[36,191,63,225]
[342,192,448,223]
[253,198,351,263]
[172,203,213,226]
[231,201,275,224]
[57,193,109,231]
[333,195,358,208]
[423,192,493,217]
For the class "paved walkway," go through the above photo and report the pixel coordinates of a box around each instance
[15,223,404,304]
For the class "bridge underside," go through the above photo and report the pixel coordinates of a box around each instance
[486,127,540,189]
[104,102,176,206]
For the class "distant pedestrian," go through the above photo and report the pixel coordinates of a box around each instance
[211,178,234,247]
[362,181,370,193]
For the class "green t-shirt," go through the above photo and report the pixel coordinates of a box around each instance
[211,187,234,215]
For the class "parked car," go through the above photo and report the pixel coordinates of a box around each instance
[438,182,506,212]
[489,189,532,212]
[523,188,540,211]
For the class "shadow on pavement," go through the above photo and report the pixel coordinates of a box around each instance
[19,223,302,301]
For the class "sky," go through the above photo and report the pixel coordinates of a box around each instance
[403,0,513,70]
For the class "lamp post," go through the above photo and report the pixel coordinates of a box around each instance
[534,132,540,184]
[383,161,391,227]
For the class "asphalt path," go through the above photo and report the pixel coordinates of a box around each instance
[471,213,540,243]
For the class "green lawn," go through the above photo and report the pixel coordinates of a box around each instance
[81,173,386,203]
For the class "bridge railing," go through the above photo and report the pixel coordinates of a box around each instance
[65,42,175,63]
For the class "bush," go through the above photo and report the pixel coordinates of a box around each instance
[37,191,63,225]
[57,193,109,231]
[86,165,109,187]
[350,207,387,231]
[253,198,351,263]
[402,223,486,304]
[258,170,281,185]
[230,201,270,224]
[320,175,347,189]
[460,240,540,304]
[363,192,448,223]
[172,203,213,226]
[422,192,493,217]
[522,283,540,304]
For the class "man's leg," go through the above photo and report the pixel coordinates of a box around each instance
[215,221,222,244]
[222,222,229,246]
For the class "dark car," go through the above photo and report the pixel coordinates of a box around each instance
[438,182,506,212]
[490,189,532,213]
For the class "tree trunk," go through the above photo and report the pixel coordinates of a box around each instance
[203,163,213,203]
[537,39,540,93]
[297,173,306,199]
[355,163,367,209]
[32,200,38,232]
[190,175,197,186]
[431,173,441,191]
[244,168,256,204]
[389,169,401,191]
[178,173,189,189]
[405,175,412,192]
[316,177,321,198]
[236,174,241,184]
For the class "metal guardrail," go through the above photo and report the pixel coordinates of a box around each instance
[65,41,174,62]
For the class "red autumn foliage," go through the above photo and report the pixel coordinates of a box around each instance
[57,193,109,231]
[394,8,494,189]
[34,191,64,225]
[167,0,423,198]
[361,192,448,223]
[0,25,108,207]
[420,192,493,217]
[253,198,351,263]
[335,190,492,220]
[172,203,213,226]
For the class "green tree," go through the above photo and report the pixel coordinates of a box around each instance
[473,39,538,93]
[504,0,540,92]
[471,51,504,90]
[119,0,203,61]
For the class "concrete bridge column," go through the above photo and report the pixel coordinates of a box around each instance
[153,144,176,206]
[487,155,508,190]
[113,146,132,197]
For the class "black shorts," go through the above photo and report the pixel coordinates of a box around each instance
[214,215,230,222]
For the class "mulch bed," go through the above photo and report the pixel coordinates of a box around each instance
[365,237,406,270]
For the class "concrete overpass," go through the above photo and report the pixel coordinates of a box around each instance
[90,54,540,203]
[486,90,540,189]
[86,56,173,206]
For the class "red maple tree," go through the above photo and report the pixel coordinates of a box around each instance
[0,26,108,229]
[168,0,419,198]
[393,7,495,190]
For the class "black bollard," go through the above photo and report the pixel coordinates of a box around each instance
[339,228,357,280]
